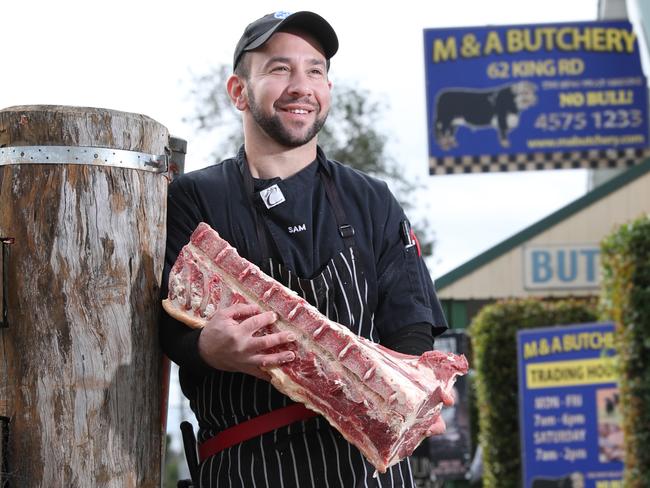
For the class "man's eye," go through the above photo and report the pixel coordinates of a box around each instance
[271,66,290,73]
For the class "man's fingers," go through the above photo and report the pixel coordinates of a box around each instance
[240,310,278,333]
[242,347,295,380]
[257,350,296,368]
[220,303,261,319]
[427,416,447,436]
[251,330,297,352]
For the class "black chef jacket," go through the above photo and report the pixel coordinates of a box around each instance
[160,146,447,388]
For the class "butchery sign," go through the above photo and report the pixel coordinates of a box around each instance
[517,322,622,488]
[423,21,648,174]
[523,243,601,291]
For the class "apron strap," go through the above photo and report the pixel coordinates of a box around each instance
[239,151,272,265]
[317,163,357,252]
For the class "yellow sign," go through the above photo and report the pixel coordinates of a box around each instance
[522,329,614,359]
[432,26,637,63]
[526,356,617,388]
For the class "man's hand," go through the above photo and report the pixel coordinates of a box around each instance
[197,303,296,380]
[427,416,447,436]
[427,387,456,436]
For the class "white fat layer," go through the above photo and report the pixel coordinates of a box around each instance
[190,294,202,311]
[338,342,352,359]
[169,273,185,296]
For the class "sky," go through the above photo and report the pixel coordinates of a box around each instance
[3,0,608,454]
[1,0,602,277]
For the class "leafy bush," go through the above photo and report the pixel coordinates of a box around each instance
[600,215,650,488]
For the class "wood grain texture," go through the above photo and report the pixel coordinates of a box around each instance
[0,105,169,154]
[0,106,168,487]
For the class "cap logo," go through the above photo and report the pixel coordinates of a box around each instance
[273,11,292,19]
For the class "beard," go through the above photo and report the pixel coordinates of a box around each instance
[247,89,328,148]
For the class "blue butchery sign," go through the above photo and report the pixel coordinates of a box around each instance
[423,21,648,173]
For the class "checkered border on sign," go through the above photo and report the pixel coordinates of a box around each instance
[429,148,650,175]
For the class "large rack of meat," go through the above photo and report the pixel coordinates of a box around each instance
[163,222,468,473]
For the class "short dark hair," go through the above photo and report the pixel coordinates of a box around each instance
[234,52,251,79]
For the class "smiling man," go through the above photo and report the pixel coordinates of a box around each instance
[232,31,331,157]
[161,11,449,487]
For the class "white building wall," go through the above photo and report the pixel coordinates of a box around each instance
[439,170,650,299]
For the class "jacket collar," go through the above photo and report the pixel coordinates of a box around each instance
[235,144,332,179]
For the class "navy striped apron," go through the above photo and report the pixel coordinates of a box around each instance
[194,160,416,488]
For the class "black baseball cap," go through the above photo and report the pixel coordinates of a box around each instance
[233,11,339,71]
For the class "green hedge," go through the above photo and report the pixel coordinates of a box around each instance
[600,215,650,488]
[469,298,597,488]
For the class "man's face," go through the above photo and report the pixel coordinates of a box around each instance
[243,30,332,148]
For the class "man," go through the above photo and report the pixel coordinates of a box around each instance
[161,11,449,487]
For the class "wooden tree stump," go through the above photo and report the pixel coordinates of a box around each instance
[0,105,169,487]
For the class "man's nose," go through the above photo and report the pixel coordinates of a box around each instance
[286,71,313,98]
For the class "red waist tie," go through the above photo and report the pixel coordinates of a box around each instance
[198,403,318,462]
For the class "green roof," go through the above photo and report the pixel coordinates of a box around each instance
[436,158,650,290]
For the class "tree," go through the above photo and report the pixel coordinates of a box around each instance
[183,65,435,256]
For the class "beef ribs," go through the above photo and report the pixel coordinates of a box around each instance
[163,222,468,473]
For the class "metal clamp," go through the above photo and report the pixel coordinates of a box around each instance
[0,146,168,173]
[0,237,14,329]
[338,224,355,239]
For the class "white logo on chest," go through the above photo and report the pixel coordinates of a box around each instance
[288,224,306,234]
[260,184,285,209]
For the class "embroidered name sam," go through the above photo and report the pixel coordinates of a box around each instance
[288,224,307,234]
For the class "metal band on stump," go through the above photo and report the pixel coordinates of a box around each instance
[0,105,169,487]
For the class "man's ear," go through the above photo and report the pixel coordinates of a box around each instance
[226,74,247,111]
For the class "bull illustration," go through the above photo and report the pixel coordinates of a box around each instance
[434,81,537,150]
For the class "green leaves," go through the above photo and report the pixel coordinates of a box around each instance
[601,215,650,488]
